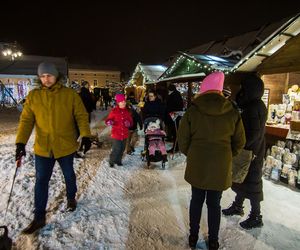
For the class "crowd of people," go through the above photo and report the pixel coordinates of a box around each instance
[14,62,267,250]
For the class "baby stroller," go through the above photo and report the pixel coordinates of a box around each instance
[141,117,168,169]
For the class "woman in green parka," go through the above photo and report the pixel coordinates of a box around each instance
[178,71,245,250]
[15,62,92,234]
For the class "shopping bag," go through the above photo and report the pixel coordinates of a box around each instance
[232,149,253,183]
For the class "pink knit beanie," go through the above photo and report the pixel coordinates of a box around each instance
[115,94,126,103]
[199,71,224,94]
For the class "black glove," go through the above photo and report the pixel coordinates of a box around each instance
[16,143,26,161]
[81,137,92,154]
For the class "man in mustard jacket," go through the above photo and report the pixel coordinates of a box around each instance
[15,62,91,234]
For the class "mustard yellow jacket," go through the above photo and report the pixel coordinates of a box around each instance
[16,82,91,158]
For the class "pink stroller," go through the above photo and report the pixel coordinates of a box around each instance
[142,117,168,169]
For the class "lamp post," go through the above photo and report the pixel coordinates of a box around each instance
[0,41,23,110]
[0,41,23,60]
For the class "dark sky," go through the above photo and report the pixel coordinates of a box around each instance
[1,1,300,73]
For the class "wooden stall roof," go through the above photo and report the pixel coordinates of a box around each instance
[257,33,300,75]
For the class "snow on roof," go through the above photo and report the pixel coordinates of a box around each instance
[234,13,300,72]
[129,63,167,85]
[186,15,293,62]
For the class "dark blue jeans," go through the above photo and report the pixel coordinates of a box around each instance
[34,153,77,219]
[109,139,126,165]
[189,186,222,241]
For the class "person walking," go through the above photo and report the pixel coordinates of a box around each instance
[126,102,143,154]
[79,81,96,122]
[15,62,91,234]
[178,71,245,249]
[165,84,184,153]
[105,94,133,167]
[222,74,267,230]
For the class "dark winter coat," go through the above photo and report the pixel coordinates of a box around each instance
[79,87,95,113]
[178,92,246,191]
[166,90,184,125]
[142,99,166,121]
[232,75,267,202]
[105,106,133,140]
[129,107,143,131]
[16,81,91,158]
[166,90,184,113]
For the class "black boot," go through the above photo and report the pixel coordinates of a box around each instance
[240,214,263,229]
[21,217,46,234]
[188,234,198,248]
[222,202,244,216]
[208,239,220,250]
[67,199,77,212]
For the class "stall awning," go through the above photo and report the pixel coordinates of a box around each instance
[129,63,167,86]
[233,13,300,73]
[257,33,300,74]
[158,52,237,82]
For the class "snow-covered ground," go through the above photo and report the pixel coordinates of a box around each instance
[0,108,300,249]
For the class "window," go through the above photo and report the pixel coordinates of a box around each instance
[94,80,98,86]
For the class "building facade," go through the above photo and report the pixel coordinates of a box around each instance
[69,65,121,88]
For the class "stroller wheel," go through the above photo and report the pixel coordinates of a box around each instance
[147,160,151,168]
[162,162,165,170]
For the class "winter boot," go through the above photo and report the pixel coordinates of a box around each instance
[222,202,244,216]
[67,199,77,212]
[208,239,220,250]
[21,217,46,234]
[188,234,198,248]
[240,214,263,229]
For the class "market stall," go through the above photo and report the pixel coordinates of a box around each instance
[157,52,236,108]
[126,63,167,103]
[234,13,300,189]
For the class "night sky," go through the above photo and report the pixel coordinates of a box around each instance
[1,1,300,74]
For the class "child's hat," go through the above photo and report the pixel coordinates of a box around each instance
[115,94,126,103]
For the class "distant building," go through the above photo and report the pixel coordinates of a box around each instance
[69,64,121,88]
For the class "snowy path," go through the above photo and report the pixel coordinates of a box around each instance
[1,109,300,249]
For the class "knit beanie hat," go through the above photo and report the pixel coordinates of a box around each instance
[115,94,126,103]
[37,62,59,78]
[199,71,224,94]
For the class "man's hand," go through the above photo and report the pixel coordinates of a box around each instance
[16,143,26,161]
[81,137,92,154]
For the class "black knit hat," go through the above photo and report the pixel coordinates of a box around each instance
[37,62,59,78]
[168,84,176,91]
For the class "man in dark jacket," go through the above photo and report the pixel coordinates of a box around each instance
[126,102,143,154]
[79,82,96,122]
[178,72,245,249]
[222,74,267,230]
[165,84,184,153]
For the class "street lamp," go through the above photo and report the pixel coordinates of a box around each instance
[0,41,23,60]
